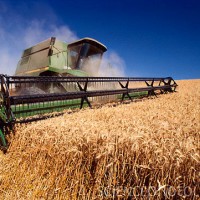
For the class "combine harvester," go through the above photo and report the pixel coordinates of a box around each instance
[0,37,177,151]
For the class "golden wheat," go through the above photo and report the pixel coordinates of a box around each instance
[0,80,199,199]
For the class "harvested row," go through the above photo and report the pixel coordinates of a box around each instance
[0,80,199,199]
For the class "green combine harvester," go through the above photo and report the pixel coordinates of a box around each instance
[15,37,107,77]
[0,37,178,151]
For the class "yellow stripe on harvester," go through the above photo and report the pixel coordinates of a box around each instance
[16,67,49,75]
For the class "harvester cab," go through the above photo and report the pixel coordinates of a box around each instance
[15,37,107,77]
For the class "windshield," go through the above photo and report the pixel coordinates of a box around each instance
[68,43,103,71]
[67,44,82,69]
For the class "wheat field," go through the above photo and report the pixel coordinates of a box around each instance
[0,80,199,199]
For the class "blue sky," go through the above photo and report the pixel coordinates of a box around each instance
[0,0,200,79]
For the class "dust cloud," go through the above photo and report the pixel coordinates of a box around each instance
[82,52,126,77]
